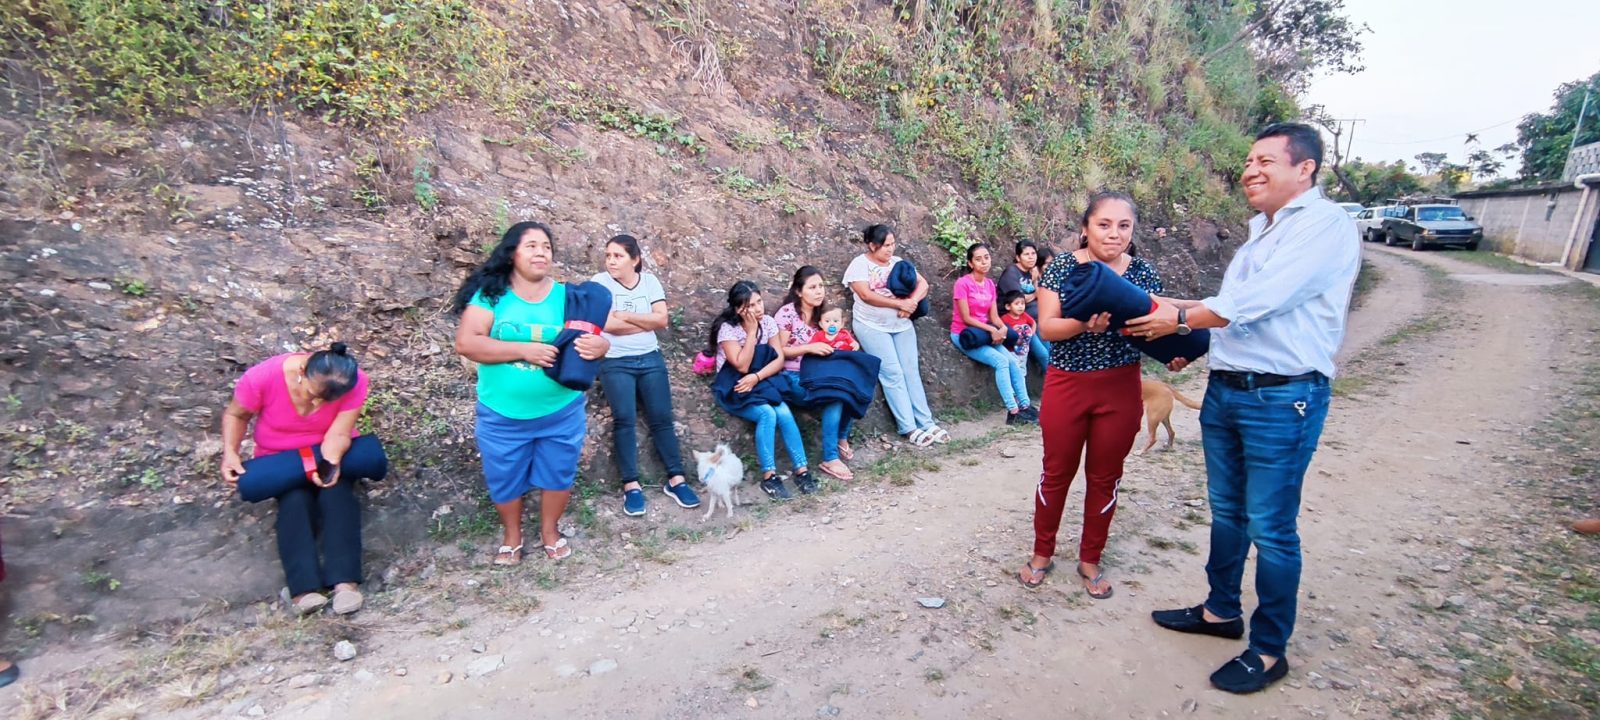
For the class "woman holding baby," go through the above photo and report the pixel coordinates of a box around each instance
[774,266,859,481]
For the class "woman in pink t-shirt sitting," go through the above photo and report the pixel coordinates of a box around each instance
[219,343,387,616]
[949,243,1036,425]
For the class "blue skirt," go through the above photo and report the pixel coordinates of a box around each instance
[475,397,587,503]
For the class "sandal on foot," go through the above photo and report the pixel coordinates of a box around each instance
[927,425,951,444]
[542,537,572,560]
[1078,565,1113,599]
[492,544,524,566]
[819,460,854,481]
[291,592,329,616]
[838,440,855,461]
[1017,560,1056,589]
[331,588,364,615]
[905,428,936,448]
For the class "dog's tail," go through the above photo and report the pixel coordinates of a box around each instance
[1170,386,1202,410]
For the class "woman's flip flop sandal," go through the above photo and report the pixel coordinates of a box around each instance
[906,428,936,448]
[819,461,855,481]
[493,545,524,566]
[1017,560,1055,589]
[1078,566,1114,599]
[543,537,572,561]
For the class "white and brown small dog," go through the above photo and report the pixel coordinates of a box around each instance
[693,444,746,520]
[1141,379,1202,453]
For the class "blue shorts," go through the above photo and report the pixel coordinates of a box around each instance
[475,397,587,504]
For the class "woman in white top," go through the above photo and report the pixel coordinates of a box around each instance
[593,235,701,518]
[843,224,947,447]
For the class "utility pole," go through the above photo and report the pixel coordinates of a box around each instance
[1571,87,1593,154]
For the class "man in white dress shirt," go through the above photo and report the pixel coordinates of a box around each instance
[1125,122,1361,694]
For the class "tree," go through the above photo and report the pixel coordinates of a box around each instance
[1514,69,1600,181]
[1335,159,1426,205]
[1414,152,1448,175]
[1436,163,1472,194]
[1198,0,1368,90]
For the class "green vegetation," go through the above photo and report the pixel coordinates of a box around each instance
[1513,68,1600,182]
[805,0,1310,244]
[1449,250,1549,275]
[3,0,522,126]
[929,197,980,268]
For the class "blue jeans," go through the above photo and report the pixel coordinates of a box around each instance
[1200,373,1331,659]
[728,402,808,475]
[854,322,935,434]
[784,371,854,463]
[598,351,685,485]
[1028,334,1050,373]
[950,332,1031,412]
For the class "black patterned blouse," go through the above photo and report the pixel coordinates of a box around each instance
[1039,254,1164,372]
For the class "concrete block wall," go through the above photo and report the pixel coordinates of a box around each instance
[1456,187,1583,263]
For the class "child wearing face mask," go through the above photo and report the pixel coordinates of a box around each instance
[818,308,860,352]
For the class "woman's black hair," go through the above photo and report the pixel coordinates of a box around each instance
[966,242,992,266]
[1077,191,1139,257]
[780,266,829,328]
[1013,239,1038,262]
[705,280,761,355]
[862,224,895,250]
[608,233,644,274]
[1037,246,1056,267]
[305,342,359,401]
[450,221,556,315]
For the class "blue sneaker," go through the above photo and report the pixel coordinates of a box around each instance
[622,488,647,517]
[662,480,701,509]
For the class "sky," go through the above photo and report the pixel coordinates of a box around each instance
[1304,0,1600,176]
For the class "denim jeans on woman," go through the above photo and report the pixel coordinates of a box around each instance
[727,401,808,475]
[949,333,1031,412]
[1028,334,1050,373]
[597,350,685,485]
[783,370,854,463]
[853,322,935,435]
[1200,374,1331,660]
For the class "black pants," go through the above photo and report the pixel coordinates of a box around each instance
[269,435,386,596]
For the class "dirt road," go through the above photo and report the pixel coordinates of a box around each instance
[11,246,1597,719]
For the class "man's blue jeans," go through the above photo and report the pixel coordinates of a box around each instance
[1200,373,1331,659]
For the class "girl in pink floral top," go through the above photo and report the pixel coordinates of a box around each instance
[774,266,856,480]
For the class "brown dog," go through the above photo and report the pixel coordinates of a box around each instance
[1141,379,1202,453]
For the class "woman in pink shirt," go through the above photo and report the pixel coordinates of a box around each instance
[219,343,387,616]
[949,243,1035,425]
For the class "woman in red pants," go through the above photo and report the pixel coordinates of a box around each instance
[1018,191,1163,599]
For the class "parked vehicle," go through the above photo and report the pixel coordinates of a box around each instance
[1336,202,1363,217]
[1380,204,1483,251]
[1355,206,1399,242]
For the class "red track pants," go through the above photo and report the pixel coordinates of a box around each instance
[1032,364,1142,564]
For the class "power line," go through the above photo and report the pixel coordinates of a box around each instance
[1358,116,1523,146]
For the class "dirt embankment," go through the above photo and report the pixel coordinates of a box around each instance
[0,1,1247,659]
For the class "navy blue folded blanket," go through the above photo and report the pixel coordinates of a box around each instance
[237,435,388,503]
[712,344,795,415]
[796,350,882,422]
[1058,260,1210,363]
[957,326,1019,351]
[544,281,613,391]
[888,260,930,321]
